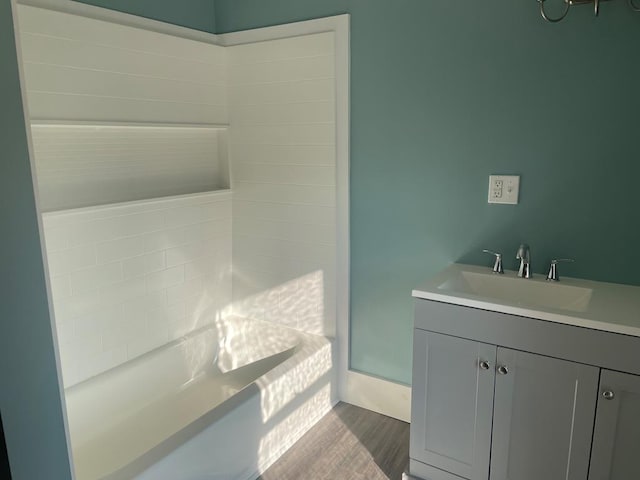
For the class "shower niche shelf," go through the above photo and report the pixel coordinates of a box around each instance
[30,121,230,212]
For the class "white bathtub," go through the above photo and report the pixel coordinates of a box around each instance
[64,316,335,480]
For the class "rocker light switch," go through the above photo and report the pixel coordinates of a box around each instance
[488,175,520,205]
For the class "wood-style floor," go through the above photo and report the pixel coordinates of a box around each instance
[258,402,409,480]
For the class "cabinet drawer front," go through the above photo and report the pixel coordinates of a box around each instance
[410,330,495,479]
[490,348,598,480]
[589,370,640,480]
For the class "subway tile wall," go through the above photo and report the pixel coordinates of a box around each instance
[18,4,228,124]
[228,32,337,337]
[43,191,232,387]
[18,4,230,213]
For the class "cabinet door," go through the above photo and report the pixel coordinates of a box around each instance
[589,370,640,480]
[410,330,496,479]
[490,348,598,480]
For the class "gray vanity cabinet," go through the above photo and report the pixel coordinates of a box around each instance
[410,330,496,480]
[411,272,640,480]
[411,311,599,480]
[589,370,640,480]
[489,348,598,480]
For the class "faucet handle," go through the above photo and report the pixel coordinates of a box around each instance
[547,258,574,282]
[516,244,532,278]
[483,250,504,274]
[516,243,530,260]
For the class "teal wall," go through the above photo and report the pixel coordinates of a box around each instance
[1,1,72,478]
[215,0,640,384]
[74,0,216,32]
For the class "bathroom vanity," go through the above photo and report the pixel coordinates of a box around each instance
[409,264,640,480]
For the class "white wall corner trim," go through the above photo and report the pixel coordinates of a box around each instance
[218,14,350,47]
[345,370,412,423]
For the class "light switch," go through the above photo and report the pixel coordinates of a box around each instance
[488,175,520,205]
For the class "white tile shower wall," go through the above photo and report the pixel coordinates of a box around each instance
[17,4,228,124]
[43,191,232,387]
[18,4,231,212]
[228,33,337,337]
[31,125,228,211]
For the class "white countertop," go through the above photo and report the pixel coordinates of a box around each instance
[413,263,640,338]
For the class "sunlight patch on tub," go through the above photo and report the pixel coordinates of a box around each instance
[214,316,300,374]
[257,339,333,423]
[174,265,333,393]
[257,382,334,475]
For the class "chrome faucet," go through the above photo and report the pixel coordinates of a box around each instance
[547,258,574,281]
[516,244,532,278]
[482,250,504,274]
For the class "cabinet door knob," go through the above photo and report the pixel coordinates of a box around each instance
[479,360,490,370]
[602,390,615,400]
[497,365,509,375]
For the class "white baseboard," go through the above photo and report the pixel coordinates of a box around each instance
[342,370,411,422]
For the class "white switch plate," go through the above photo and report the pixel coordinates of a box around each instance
[488,175,520,204]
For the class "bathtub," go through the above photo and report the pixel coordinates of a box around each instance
[64,316,335,480]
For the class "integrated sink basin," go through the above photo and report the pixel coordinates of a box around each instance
[414,263,640,355]
[438,269,593,313]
